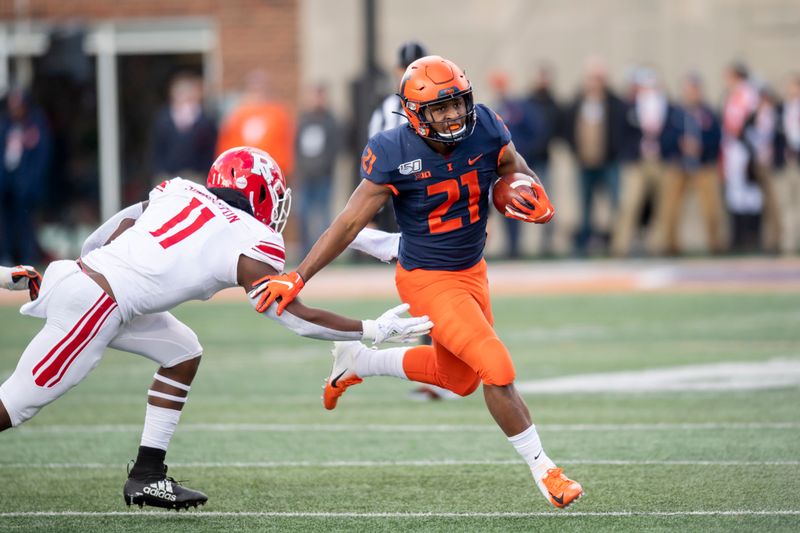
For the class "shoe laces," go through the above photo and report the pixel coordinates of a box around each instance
[543,467,570,490]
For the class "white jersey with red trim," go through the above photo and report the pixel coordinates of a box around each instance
[82,178,285,322]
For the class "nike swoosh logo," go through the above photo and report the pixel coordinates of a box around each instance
[550,492,564,505]
[468,153,484,165]
[330,370,347,388]
[270,280,295,289]
[533,451,542,460]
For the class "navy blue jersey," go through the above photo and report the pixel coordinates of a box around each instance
[361,104,511,271]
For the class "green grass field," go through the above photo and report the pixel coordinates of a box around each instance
[1,291,799,532]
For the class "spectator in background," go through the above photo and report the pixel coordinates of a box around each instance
[0,88,52,265]
[217,69,295,178]
[611,67,682,257]
[149,73,217,185]
[367,41,429,234]
[490,70,543,259]
[564,58,626,256]
[660,73,725,255]
[525,63,562,256]
[776,73,800,255]
[746,84,782,253]
[721,63,762,253]
[294,83,339,256]
[368,41,428,138]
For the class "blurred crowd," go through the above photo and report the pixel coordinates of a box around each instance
[489,59,800,260]
[1,54,799,265]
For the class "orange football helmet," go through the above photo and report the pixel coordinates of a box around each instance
[399,56,476,144]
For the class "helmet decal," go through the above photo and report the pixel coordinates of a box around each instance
[207,146,292,232]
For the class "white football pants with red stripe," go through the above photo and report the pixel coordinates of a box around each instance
[0,261,202,427]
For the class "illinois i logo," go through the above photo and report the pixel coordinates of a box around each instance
[398,159,422,175]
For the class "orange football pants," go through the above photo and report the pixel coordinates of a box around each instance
[395,259,516,396]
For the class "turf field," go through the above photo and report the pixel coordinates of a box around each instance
[1,289,799,532]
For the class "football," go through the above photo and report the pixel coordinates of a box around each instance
[491,173,537,216]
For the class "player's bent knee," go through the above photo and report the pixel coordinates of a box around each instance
[475,337,516,386]
[161,349,202,370]
[0,393,43,429]
[449,375,481,397]
[0,400,12,431]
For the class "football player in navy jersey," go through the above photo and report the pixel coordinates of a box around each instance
[252,56,582,508]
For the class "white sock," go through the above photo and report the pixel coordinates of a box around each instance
[140,404,182,451]
[354,346,409,380]
[508,424,556,480]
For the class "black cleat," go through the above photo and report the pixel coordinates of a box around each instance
[123,465,208,510]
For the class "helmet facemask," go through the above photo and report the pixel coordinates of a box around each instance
[268,181,292,234]
[404,88,476,145]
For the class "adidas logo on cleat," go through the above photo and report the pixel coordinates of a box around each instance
[123,466,208,510]
[143,480,178,502]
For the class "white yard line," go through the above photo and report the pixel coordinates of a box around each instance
[2,459,798,469]
[517,359,800,394]
[1,510,799,518]
[13,421,800,434]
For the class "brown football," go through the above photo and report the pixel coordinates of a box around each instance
[492,173,536,215]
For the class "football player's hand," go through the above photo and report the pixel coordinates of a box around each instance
[361,303,433,345]
[505,183,555,224]
[248,271,305,315]
[0,265,42,300]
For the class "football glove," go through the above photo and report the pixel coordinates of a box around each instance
[249,271,305,315]
[504,183,555,224]
[361,303,433,344]
[0,265,42,300]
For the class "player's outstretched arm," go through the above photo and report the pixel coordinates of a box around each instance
[347,227,400,263]
[0,265,42,300]
[254,180,391,315]
[80,201,150,256]
[238,256,431,343]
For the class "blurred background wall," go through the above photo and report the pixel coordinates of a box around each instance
[1,0,799,262]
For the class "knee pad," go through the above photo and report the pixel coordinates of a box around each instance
[0,381,44,427]
[474,337,516,386]
[162,323,203,368]
[162,351,202,369]
[449,374,481,397]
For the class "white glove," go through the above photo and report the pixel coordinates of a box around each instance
[362,303,433,344]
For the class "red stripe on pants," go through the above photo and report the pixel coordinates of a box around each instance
[46,299,117,388]
[33,295,116,387]
[31,294,106,377]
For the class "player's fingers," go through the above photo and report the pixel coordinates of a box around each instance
[276,297,290,316]
[532,207,554,224]
[255,290,276,313]
[248,282,267,299]
[29,277,40,300]
[411,319,434,333]
[510,197,536,215]
[519,188,539,205]
[250,274,272,289]
[388,302,410,316]
[504,207,531,222]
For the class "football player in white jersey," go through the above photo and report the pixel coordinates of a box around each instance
[0,146,431,510]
